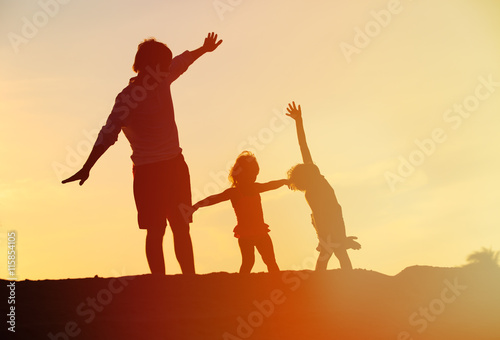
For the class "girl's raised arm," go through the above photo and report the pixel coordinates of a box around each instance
[286,102,313,164]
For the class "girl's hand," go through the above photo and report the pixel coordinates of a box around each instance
[188,205,198,218]
[286,101,302,121]
[182,205,198,224]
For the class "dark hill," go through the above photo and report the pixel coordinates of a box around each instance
[2,266,499,339]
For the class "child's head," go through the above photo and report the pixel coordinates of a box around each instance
[229,151,259,187]
[287,163,321,191]
[133,38,173,75]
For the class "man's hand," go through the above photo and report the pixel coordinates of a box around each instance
[62,168,90,186]
[203,32,223,52]
[286,101,302,121]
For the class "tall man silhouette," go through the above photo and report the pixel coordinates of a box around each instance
[63,33,223,275]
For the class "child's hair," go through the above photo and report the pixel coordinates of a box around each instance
[132,38,173,75]
[287,163,321,191]
[229,151,260,187]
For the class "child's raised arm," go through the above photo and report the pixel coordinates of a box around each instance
[286,102,313,164]
[254,179,289,194]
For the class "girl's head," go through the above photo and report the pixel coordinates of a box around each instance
[132,38,173,75]
[287,163,321,191]
[229,151,259,187]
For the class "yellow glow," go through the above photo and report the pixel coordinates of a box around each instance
[1,0,500,279]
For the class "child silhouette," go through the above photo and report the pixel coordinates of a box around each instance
[191,151,288,273]
[286,102,361,271]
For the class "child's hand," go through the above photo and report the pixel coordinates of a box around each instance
[189,205,198,217]
[183,205,198,223]
[203,32,223,52]
[286,102,302,121]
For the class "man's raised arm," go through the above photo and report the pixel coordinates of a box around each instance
[190,32,223,61]
[167,32,222,84]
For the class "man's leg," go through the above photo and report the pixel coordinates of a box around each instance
[170,221,195,274]
[168,155,195,274]
[146,227,166,275]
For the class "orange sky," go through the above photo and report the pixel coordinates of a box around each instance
[1,0,500,280]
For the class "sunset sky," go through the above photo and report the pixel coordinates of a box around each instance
[1,0,499,280]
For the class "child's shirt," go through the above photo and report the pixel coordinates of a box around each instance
[230,188,270,240]
[305,175,346,239]
[95,51,195,166]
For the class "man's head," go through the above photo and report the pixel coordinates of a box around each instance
[133,38,172,74]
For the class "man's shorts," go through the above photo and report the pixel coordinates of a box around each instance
[132,153,192,230]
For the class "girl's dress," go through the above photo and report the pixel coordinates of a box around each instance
[230,189,271,240]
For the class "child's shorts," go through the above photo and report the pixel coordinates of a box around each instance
[132,153,192,230]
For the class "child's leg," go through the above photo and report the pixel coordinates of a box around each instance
[333,248,353,270]
[238,238,255,273]
[316,237,354,270]
[316,248,333,271]
[146,227,167,275]
[315,234,336,271]
[255,234,280,273]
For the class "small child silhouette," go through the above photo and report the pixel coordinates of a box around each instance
[285,102,361,271]
[191,151,288,273]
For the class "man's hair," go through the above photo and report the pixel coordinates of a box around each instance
[132,38,173,74]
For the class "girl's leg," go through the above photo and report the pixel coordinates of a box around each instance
[146,227,166,275]
[238,238,255,273]
[255,234,280,273]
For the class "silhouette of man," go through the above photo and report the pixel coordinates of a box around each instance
[62,33,222,275]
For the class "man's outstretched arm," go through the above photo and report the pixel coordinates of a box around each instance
[286,102,313,164]
[62,144,109,185]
